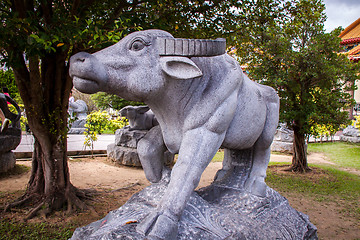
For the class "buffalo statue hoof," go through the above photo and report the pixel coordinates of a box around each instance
[244,176,267,197]
[137,211,178,240]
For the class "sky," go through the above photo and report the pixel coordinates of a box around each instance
[323,0,360,32]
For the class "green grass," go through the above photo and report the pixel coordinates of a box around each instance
[0,220,75,240]
[308,142,360,170]
[101,129,115,134]
[0,164,30,180]
[267,163,360,198]
[266,163,360,218]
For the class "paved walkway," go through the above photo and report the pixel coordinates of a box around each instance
[14,132,340,158]
[14,133,115,158]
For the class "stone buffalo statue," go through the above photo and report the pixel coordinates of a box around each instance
[69,29,279,239]
[119,105,158,130]
[69,99,88,120]
[0,93,21,132]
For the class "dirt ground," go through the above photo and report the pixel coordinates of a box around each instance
[0,153,359,239]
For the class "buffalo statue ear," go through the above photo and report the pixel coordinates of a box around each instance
[160,56,203,80]
[136,106,150,114]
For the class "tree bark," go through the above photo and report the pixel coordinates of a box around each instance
[5,50,89,218]
[289,126,311,172]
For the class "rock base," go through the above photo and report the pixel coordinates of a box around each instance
[340,125,360,143]
[271,140,293,153]
[69,119,86,134]
[108,127,174,167]
[71,149,317,240]
[71,177,317,240]
[0,151,16,173]
[107,143,174,167]
[68,127,86,134]
[340,135,360,143]
[107,143,141,166]
[0,128,21,173]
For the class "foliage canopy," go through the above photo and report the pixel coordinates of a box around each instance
[234,0,359,171]
[0,0,266,217]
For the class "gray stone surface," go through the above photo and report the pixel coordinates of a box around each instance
[271,141,294,153]
[0,94,21,173]
[108,127,174,167]
[273,123,294,142]
[342,125,360,137]
[107,143,141,166]
[340,125,360,143]
[0,128,21,153]
[115,128,147,148]
[69,100,88,134]
[71,150,317,240]
[340,135,360,143]
[119,106,158,131]
[69,29,316,239]
[271,124,294,153]
[0,151,16,173]
[69,99,88,120]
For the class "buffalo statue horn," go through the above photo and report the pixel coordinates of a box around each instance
[156,37,226,57]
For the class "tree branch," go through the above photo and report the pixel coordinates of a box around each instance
[104,0,144,28]
[41,0,53,24]
[10,50,30,104]
[12,0,26,18]
[70,0,81,16]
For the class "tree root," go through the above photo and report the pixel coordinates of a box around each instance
[25,201,47,220]
[4,186,98,220]
[284,165,312,173]
[4,195,33,212]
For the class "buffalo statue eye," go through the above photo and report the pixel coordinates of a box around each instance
[130,40,146,51]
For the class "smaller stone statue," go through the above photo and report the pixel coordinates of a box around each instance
[340,125,360,143]
[119,105,158,130]
[68,99,88,134]
[271,123,295,153]
[0,93,22,173]
[108,105,173,171]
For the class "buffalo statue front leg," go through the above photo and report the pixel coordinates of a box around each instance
[137,127,225,239]
[137,126,167,183]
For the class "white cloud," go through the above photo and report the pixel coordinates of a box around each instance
[323,0,360,32]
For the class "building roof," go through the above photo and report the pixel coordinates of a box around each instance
[339,17,360,39]
[339,18,360,61]
[339,18,360,45]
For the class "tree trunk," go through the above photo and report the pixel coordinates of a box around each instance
[5,50,89,218]
[289,127,311,172]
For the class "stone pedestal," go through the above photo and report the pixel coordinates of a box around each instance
[271,124,294,153]
[0,128,21,173]
[71,149,317,240]
[0,151,16,173]
[340,125,360,143]
[107,128,174,167]
[68,119,87,134]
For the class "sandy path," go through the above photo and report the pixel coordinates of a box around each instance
[0,152,336,192]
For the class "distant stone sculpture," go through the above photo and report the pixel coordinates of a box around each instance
[108,106,173,169]
[68,99,88,134]
[119,105,158,130]
[0,93,21,173]
[271,123,295,153]
[69,30,317,239]
[340,125,360,143]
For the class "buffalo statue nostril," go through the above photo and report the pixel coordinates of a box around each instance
[70,52,93,65]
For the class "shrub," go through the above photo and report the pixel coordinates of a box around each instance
[84,110,127,152]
